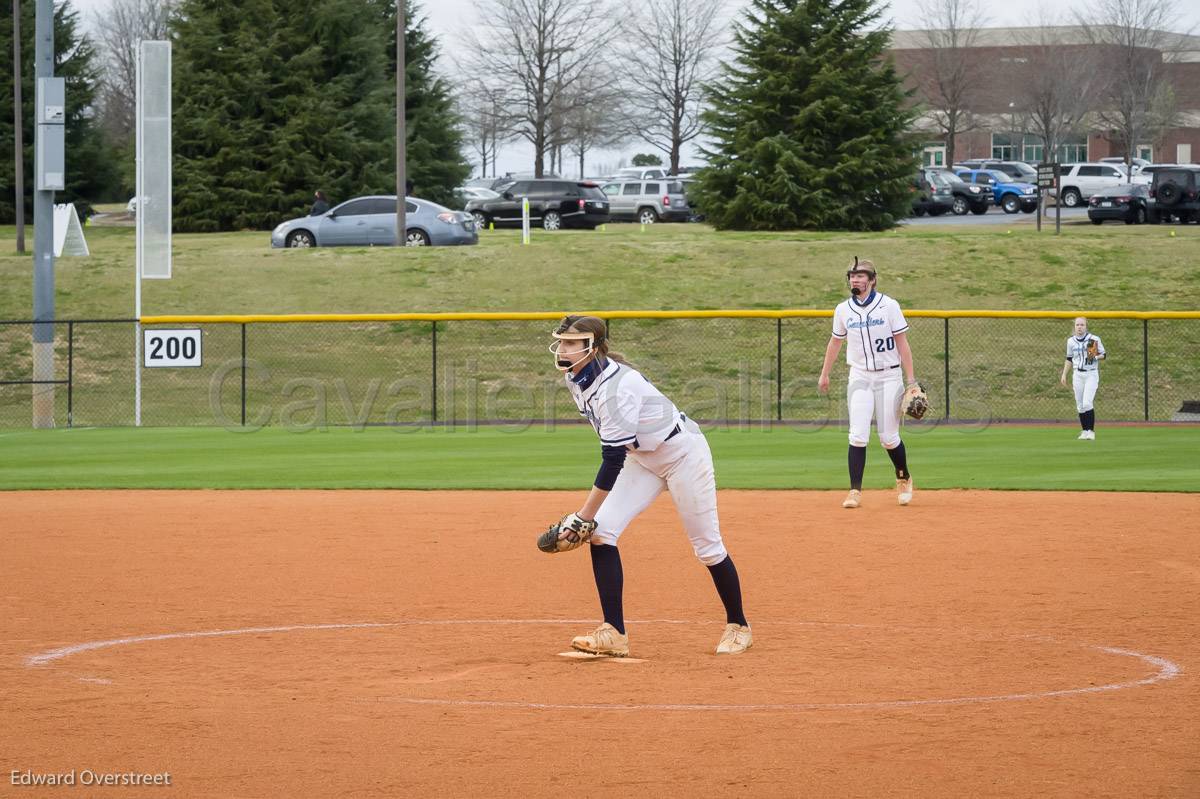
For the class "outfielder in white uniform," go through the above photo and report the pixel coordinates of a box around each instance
[546,315,751,658]
[1059,316,1105,440]
[818,258,920,509]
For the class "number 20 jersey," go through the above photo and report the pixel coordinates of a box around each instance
[831,291,910,371]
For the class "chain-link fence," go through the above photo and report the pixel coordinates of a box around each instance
[2,312,1198,428]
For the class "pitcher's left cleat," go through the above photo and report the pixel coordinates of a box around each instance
[897,477,913,506]
[571,622,629,657]
[716,623,753,654]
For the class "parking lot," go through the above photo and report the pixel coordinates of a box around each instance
[903,207,1090,226]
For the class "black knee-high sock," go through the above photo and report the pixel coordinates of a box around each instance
[589,544,624,634]
[848,445,867,490]
[706,555,748,627]
[1084,409,1095,431]
[1079,411,1087,430]
[886,440,910,479]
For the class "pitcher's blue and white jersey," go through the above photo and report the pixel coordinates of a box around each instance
[565,359,682,452]
[1066,334,1105,371]
[832,291,910,371]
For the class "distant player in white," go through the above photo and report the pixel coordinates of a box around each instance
[547,315,751,657]
[1060,316,1105,440]
[818,258,919,508]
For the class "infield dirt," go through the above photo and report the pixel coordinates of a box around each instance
[2,490,1197,797]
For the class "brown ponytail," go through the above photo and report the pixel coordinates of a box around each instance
[557,315,634,368]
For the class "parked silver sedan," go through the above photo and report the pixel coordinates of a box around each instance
[270,195,478,248]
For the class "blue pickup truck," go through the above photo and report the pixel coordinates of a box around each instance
[954,169,1039,214]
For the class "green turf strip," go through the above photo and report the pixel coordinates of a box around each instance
[0,425,1194,491]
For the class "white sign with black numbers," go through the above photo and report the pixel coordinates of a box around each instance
[143,329,202,368]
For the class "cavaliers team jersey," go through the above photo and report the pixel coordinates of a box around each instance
[1066,334,1105,371]
[565,358,682,451]
[831,291,910,371]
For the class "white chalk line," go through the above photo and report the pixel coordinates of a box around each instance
[369,647,1182,713]
[25,619,615,667]
[23,619,1183,712]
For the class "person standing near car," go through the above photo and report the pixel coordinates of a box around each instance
[310,191,330,216]
[1060,317,1105,440]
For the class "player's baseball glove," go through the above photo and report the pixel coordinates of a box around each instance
[902,382,929,420]
[1085,339,1098,364]
[536,513,598,553]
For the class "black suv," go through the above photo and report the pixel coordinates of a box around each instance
[466,180,610,230]
[1148,166,1200,223]
[910,170,953,216]
[926,168,990,215]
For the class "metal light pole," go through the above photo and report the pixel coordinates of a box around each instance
[395,0,406,246]
[32,0,60,428]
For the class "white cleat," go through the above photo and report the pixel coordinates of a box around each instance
[716,623,753,655]
[1078,430,1090,440]
[571,622,629,657]
[897,477,913,506]
[1086,430,1096,440]
[842,489,862,509]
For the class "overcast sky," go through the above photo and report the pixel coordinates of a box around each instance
[60,0,1200,178]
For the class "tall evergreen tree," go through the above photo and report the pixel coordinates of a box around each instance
[171,0,468,231]
[0,0,121,223]
[172,0,394,231]
[694,0,917,231]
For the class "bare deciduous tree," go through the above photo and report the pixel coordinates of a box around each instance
[914,0,987,166]
[459,81,516,178]
[618,0,725,175]
[560,74,630,177]
[467,0,619,177]
[1077,0,1192,171]
[93,0,173,140]
[1013,18,1104,170]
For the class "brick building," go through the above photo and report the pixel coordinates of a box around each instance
[889,27,1200,167]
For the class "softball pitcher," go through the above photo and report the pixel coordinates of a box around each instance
[1060,316,1105,440]
[539,315,751,658]
[818,258,919,509]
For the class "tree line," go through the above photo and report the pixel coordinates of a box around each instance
[3,0,469,231]
[0,0,932,232]
[4,0,1191,233]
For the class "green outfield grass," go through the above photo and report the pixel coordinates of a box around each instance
[1,424,1195,491]
[1,221,1199,317]
[1,224,1198,427]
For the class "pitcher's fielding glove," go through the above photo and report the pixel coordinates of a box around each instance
[902,382,930,420]
[537,513,598,553]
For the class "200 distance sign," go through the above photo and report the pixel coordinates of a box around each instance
[143,329,202,368]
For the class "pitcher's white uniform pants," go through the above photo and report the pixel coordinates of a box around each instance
[592,422,728,566]
[1073,369,1099,412]
[847,366,905,449]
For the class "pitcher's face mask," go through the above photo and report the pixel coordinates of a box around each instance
[549,330,596,371]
